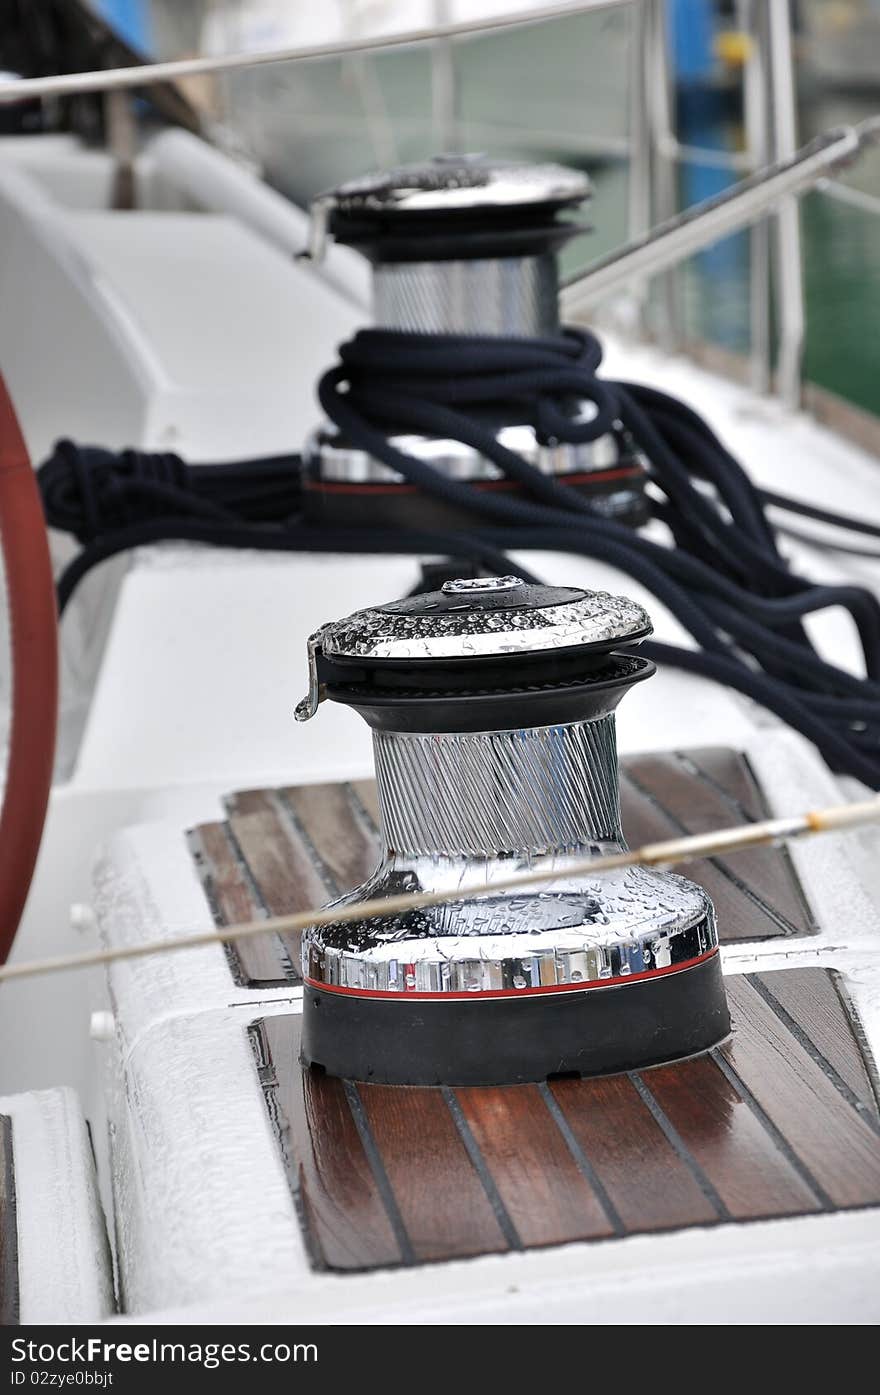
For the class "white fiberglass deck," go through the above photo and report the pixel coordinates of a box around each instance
[2,133,880,1324]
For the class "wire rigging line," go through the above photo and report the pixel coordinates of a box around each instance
[0,792,877,986]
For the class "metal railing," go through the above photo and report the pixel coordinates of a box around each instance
[1,0,878,415]
[591,0,877,411]
[601,0,804,404]
[0,2,629,104]
[561,124,874,306]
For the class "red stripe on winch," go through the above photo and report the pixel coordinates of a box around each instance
[304,466,645,496]
[305,947,718,1001]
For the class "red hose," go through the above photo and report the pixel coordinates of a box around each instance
[0,374,58,963]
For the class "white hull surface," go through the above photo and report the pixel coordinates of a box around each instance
[1,133,879,1324]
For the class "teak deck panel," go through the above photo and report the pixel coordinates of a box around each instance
[0,1116,18,1325]
[189,748,880,1272]
[189,746,815,990]
[252,969,880,1271]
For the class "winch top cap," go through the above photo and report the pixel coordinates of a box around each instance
[296,576,654,730]
[320,577,651,663]
[316,154,591,219]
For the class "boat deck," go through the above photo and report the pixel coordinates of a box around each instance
[252,967,880,1270]
[187,748,880,1273]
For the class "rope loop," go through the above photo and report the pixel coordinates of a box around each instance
[37,326,880,787]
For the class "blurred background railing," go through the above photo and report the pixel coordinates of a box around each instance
[25,2,880,426]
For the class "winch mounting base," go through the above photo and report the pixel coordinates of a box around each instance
[301,952,729,1086]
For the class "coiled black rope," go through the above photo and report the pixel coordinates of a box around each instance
[317,327,880,785]
[38,327,880,787]
[38,440,306,539]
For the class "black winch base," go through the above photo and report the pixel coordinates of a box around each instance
[302,471,651,533]
[300,952,730,1086]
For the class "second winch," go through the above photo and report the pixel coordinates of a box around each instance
[295,575,729,1086]
[303,153,649,530]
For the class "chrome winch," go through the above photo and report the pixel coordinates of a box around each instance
[295,575,729,1086]
[303,154,648,530]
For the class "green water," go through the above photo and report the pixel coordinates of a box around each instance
[665,91,880,417]
[801,95,880,414]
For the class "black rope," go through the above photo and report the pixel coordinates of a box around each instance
[316,327,880,785]
[37,326,880,788]
[38,440,307,540]
[760,488,880,540]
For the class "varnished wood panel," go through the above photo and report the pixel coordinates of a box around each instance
[188,823,291,986]
[674,746,765,820]
[224,789,329,985]
[357,1085,509,1262]
[226,790,330,916]
[721,977,880,1208]
[752,968,877,1113]
[456,1084,615,1245]
[549,1073,720,1231]
[620,754,813,941]
[627,751,814,936]
[191,747,816,991]
[621,769,781,941]
[0,1116,18,1326]
[256,1020,400,1270]
[644,1054,822,1219]
[252,968,880,1273]
[280,783,380,896]
[349,779,381,831]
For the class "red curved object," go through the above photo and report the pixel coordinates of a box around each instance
[0,374,58,963]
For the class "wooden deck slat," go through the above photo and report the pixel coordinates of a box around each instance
[722,977,880,1207]
[644,1054,822,1218]
[280,783,380,895]
[260,1019,400,1271]
[226,790,330,981]
[0,1116,17,1327]
[549,1073,720,1231]
[191,823,260,926]
[226,790,331,912]
[455,1085,615,1246]
[620,770,786,941]
[753,968,878,1115]
[626,751,812,935]
[355,1084,510,1262]
[673,746,766,820]
[189,823,290,986]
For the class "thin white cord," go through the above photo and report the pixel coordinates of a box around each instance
[0,2,619,105]
[1,797,877,985]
